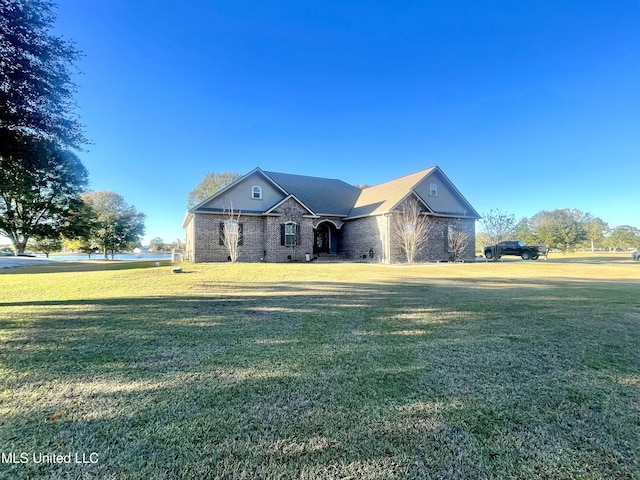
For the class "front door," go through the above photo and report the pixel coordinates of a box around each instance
[314,226,330,254]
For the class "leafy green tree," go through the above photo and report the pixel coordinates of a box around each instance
[515,217,537,245]
[479,209,517,246]
[0,134,88,253]
[582,215,609,252]
[28,235,62,257]
[148,237,165,252]
[187,171,239,209]
[63,237,96,258]
[530,209,586,251]
[0,0,86,148]
[0,1,89,253]
[604,225,640,252]
[81,191,146,259]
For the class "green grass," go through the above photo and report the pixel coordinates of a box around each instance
[1,260,639,479]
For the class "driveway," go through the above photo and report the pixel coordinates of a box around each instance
[0,256,54,269]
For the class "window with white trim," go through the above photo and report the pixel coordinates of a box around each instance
[283,222,297,246]
[251,185,262,199]
[429,183,437,196]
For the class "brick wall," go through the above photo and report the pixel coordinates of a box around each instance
[191,197,314,262]
[264,198,313,262]
[340,214,476,263]
[191,207,475,263]
[341,216,388,261]
[392,216,476,263]
[192,213,225,262]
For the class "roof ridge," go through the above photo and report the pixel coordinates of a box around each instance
[263,170,354,184]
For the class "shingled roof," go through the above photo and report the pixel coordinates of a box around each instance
[262,166,480,219]
[188,166,478,222]
[264,171,361,216]
[347,167,436,218]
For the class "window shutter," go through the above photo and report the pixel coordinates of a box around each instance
[280,224,285,245]
[295,224,300,246]
[238,223,244,246]
[219,222,225,245]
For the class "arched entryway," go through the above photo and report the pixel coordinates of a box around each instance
[313,220,340,255]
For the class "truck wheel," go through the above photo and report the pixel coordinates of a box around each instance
[485,251,493,259]
[531,254,539,260]
[521,251,531,260]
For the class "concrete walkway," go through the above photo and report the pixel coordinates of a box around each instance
[0,256,54,269]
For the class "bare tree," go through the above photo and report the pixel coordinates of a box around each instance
[222,204,242,262]
[392,199,433,263]
[447,223,470,261]
[480,209,518,246]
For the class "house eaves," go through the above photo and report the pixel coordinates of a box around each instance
[192,208,269,216]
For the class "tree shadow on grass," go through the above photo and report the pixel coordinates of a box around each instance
[1,278,639,479]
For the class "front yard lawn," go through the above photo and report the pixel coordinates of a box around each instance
[1,261,639,479]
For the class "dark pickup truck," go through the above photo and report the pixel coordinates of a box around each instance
[484,241,548,260]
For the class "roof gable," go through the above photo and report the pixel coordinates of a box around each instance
[347,166,479,219]
[191,168,287,214]
[348,168,435,218]
[414,168,480,218]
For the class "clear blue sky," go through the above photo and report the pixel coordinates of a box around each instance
[49,0,639,244]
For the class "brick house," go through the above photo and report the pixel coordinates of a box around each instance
[183,166,480,263]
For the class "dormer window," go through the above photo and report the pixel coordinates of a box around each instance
[430,183,437,196]
[251,185,262,199]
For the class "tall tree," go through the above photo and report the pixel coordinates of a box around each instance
[1,0,89,253]
[530,209,586,251]
[81,191,146,259]
[582,215,609,252]
[0,0,86,148]
[0,133,88,253]
[187,171,239,209]
[514,217,537,246]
